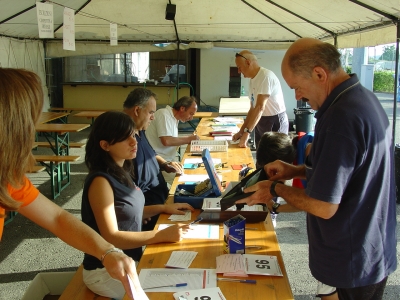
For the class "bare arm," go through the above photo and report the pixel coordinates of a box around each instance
[244,94,269,131]
[237,180,338,219]
[236,160,338,219]
[234,94,268,147]
[88,177,190,250]
[18,193,147,299]
[143,203,194,219]
[159,134,198,147]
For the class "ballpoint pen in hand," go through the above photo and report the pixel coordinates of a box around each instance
[218,278,256,284]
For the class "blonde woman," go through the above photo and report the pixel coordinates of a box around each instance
[0,68,147,300]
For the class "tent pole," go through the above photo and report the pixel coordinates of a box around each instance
[392,21,400,145]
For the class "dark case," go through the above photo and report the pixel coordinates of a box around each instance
[198,168,270,223]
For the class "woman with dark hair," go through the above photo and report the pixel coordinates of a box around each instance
[81,111,191,299]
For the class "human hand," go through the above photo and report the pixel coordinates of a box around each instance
[164,161,184,174]
[102,251,149,300]
[163,204,194,215]
[189,133,200,142]
[235,180,274,206]
[232,132,242,142]
[159,223,191,242]
[238,134,249,148]
[265,160,301,181]
[142,217,151,225]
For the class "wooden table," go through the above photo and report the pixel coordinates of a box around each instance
[38,111,70,124]
[74,111,106,125]
[123,207,293,300]
[193,111,219,118]
[219,96,250,116]
[170,117,253,194]
[35,123,90,155]
[123,117,293,299]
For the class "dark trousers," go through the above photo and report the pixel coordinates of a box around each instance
[254,112,289,147]
[337,276,388,300]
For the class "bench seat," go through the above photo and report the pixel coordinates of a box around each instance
[33,155,80,199]
[33,142,86,148]
[33,155,80,162]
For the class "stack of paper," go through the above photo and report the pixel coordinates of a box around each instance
[202,198,234,211]
[202,198,264,212]
[210,124,239,136]
[216,254,283,277]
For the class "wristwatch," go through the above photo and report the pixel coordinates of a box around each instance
[270,180,283,197]
[243,127,252,133]
[272,202,281,214]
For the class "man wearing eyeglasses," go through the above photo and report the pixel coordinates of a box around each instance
[233,50,288,149]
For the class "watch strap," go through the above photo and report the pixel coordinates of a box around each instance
[270,181,283,198]
[272,202,281,214]
[244,127,252,133]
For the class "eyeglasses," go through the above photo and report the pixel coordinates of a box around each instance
[235,53,248,61]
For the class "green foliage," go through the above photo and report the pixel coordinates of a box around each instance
[345,66,352,74]
[379,45,396,61]
[373,71,395,92]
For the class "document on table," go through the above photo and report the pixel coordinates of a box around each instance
[127,274,149,300]
[169,210,192,221]
[177,174,223,183]
[139,268,217,292]
[216,254,283,277]
[165,251,198,268]
[183,158,221,164]
[173,287,226,300]
[158,224,220,240]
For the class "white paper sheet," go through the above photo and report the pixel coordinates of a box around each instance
[169,210,192,221]
[139,268,217,292]
[177,174,223,183]
[165,251,198,269]
[173,287,226,300]
[127,274,149,300]
[215,254,283,277]
[183,158,221,164]
[158,224,220,240]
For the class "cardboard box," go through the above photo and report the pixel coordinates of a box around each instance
[21,271,75,300]
[223,214,246,254]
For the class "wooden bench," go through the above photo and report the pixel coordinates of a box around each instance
[59,265,111,300]
[34,155,81,163]
[33,155,81,199]
[33,141,86,149]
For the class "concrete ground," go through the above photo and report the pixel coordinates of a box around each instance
[1,93,400,299]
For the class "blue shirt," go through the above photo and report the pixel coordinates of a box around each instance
[133,130,168,206]
[305,74,397,288]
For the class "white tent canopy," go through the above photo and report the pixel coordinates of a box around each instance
[0,0,399,57]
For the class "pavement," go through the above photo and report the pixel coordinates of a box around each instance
[1,93,400,299]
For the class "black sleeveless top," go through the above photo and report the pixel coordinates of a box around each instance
[81,172,145,270]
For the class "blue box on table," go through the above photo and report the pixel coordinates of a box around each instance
[174,148,223,209]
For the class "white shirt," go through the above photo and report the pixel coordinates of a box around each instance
[249,67,286,116]
[146,105,179,161]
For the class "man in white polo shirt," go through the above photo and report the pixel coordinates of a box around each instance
[233,50,288,149]
[146,95,199,183]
